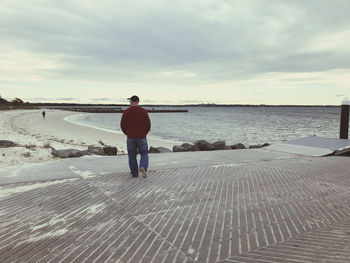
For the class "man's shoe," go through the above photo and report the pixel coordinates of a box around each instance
[140,167,147,178]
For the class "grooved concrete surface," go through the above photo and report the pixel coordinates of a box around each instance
[0,151,349,262]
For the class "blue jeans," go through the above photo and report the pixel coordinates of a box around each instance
[127,138,149,177]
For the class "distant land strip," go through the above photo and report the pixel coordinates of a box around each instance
[32,103,340,108]
[41,106,188,113]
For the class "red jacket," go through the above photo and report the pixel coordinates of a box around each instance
[120,106,151,139]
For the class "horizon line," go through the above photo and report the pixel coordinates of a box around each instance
[32,102,342,107]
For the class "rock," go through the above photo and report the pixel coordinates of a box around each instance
[74,150,89,157]
[231,143,246,149]
[149,146,172,153]
[103,146,118,155]
[212,140,226,150]
[262,143,270,147]
[224,146,232,150]
[181,143,196,151]
[249,144,262,149]
[0,140,16,148]
[173,145,188,152]
[51,148,82,158]
[149,146,159,153]
[193,140,215,151]
[156,147,172,153]
[88,146,104,155]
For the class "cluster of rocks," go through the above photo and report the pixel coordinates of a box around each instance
[149,140,270,154]
[1,139,270,158]
[51,145,118,158]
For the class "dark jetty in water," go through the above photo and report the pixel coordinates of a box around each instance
[147,109,188,113]
[42,106,188,113]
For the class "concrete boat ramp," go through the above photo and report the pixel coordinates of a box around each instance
[0,147,349,262]
[267,136,350,157]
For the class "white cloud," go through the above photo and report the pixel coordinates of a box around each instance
[303,29,350,53]
[0,48,62,81]
[161,71,197,77]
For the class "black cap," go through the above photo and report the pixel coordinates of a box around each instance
[127,95,139,102]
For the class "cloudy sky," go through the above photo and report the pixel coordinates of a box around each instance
[1,0,350,105]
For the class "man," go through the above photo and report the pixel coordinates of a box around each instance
[120,95,151,178]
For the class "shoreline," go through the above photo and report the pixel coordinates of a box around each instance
[0,109,181,168]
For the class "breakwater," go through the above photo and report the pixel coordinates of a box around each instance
[43,106,188,113]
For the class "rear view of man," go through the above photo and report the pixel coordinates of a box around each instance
[120,95,151,178]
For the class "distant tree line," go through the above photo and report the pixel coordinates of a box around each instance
[0,95,37,110]
[0,95,28,105]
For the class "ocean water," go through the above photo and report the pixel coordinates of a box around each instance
[65,106,341,146]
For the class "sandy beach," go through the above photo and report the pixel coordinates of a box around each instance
[0,109,180,168]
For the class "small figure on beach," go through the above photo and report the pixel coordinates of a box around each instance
[42,111,46,119]
[120,95,151,178]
